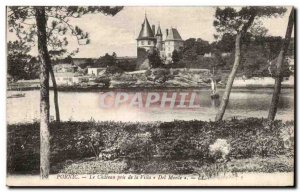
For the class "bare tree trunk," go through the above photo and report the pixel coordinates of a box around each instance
[35,6,51,179]
[49,64,60,122]
[215,14,256,121]
[268,8,294,121]
[215,33,242,121]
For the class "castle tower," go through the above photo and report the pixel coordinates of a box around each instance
[155,25,163,51]
[136,15,156,51]
[164,28,184,63]
[136,15,157,70]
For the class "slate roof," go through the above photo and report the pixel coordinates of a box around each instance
[156,25,162,36]
[137,16,156,40]
[165,28,183,41]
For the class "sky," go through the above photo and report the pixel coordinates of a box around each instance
[7,6,293,58]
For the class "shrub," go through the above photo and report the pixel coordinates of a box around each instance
[105,65,123,74]
[145,69,152,77]
[94,77,110,88]
[7,118,293,174]
[172,70,180,76]
[279,121,294,156]
[112,74,137,82]
[151,68,174,83]
[119,132,155,160]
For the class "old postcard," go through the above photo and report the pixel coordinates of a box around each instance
[6,6,295,187]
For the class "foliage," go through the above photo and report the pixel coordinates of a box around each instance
[171,49,182,64]
[211,6,287,80]
[173,34,288,77]
[7,118,293,174]
[105,65,123,74]
[213,7,286,35]
[183,38,211,56]
[145,69,152,77]
[94,76,110,87]
[95,53,117,67]
[63,55,74,64]
[7,6,124,178]
[211,33,236,53]
[177,55,216,69]
[8,6,123,57]
[252,36,283,59]
[150,68,174,83]
[148,49,163,68]
[7,41,39,80]
[119,132,155,160]
[116,59,137,72]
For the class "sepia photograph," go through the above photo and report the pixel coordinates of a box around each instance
[5,5,295,187]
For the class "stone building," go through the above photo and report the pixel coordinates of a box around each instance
[136,15,184,69]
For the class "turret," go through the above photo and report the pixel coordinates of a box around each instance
[136,15,157,70]
[136,15,156,51]
[156,25,163,51]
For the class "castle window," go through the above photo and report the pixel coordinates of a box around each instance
[148,41,151,45]
[141,41,144,45]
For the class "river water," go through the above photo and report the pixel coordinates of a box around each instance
[6,88,294,124]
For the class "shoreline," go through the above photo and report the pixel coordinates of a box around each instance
[7,84,294,92]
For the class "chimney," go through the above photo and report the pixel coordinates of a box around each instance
[152,25,155,35]
[166,29,169,36]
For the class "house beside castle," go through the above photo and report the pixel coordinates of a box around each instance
[136,15,184,70]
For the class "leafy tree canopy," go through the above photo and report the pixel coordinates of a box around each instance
[95,52,117,67]
[213,6,286,35]
[7,40,39,80]
[148,49,163,68]
[7,6,123,57]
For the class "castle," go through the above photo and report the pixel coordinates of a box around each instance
[136,15,184,69]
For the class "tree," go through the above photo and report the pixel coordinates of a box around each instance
[212,50,226,69]
[172,49,181,64]
[195,38,211,55]
[214,6,287,121]
[35,7,51,179]
[241,47,269,77]
[7,41,32,81]
[7,6,123,179]
[63,55,74,64]
[183,38,211,56]
[148,49,163,68]
[249,20,268,37]
[96,53,117,67]
[268,7,294,121]
[25,57,40,79]
[213,33,236,53]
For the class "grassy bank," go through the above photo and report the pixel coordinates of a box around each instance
[7,118,294,175]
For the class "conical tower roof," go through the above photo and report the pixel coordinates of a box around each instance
[156,25,162,36]
[137,15,155,40]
